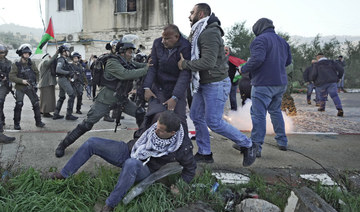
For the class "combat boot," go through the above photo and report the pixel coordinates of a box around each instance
[103,114,114,122]
[66,114,78,120]
[33,102,45,128]
[0,134,15,144]
[55,122,90,157]
[53,98,65,120]
[14,102,22,130]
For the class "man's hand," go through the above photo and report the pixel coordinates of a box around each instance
[144,89,157,101]
[22,79,29,86]
[170,184,180,195]
[146,58,153,68]
[128,89,137,95]
[163,98,177,111]
[177,53,184,70]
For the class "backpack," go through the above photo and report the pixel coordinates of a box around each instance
[91,53,119,87]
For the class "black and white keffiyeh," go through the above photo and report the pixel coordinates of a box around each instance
[130,123,184,165]
[188,16,210,94]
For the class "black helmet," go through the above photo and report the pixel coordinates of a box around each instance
[0,44,8,56]
[58,43,71,54]
[16,44,32,56]
[71,51,81,59]
[105,39,119,50]
[116,42,136,54]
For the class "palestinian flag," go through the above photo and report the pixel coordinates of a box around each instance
[229,55,246,67]
[35,18,55,54]
[228,56,247,83]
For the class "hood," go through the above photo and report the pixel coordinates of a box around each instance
[207,13,224,36]
[252,18,275,36]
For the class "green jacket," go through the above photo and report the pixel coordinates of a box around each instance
[9,59,39,91]
[95,56,148,105]
[181,20,228,84]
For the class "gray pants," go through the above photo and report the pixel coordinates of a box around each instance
[0,85,11,130]
[56,77,75,115]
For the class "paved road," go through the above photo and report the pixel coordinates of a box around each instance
[1,90,359,176]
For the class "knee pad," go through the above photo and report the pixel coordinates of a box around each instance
[80,121,94,131]
[14,101,23,111]
[33,101,40,108]
[15,101,23,107]
[68,94,76,101]
[59,96,66,102]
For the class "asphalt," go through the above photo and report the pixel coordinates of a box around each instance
[0,89,359,178]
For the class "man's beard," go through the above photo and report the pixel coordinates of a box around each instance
[190,13,200,27]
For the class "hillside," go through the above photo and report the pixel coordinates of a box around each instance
[0,23,43,41]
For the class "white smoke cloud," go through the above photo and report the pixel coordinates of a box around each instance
[224,99,294,134]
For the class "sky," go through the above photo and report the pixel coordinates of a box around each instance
[1,0,360,37]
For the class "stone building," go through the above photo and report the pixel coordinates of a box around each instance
[44,0,173,59]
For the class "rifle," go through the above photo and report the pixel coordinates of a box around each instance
[111,81,132,132]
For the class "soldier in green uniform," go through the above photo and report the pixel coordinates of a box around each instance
[69,52,88,114]
[0,44,16,143]
[9,44,45,130]
[53,43,78,121]
[55,40,150,158]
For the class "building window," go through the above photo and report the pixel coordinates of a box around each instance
[116,0,136,13]
[58,0,74,11]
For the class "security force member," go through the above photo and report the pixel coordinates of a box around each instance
[70,52,88,114]
[9,44,45,130]
[52,43,78,121]
[55,41,150,158]
[0,44,16,143]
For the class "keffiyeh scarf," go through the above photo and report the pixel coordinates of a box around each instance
[130,123,184,165]
[188,16,210,94]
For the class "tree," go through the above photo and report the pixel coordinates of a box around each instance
[225,21,254,60]
[344,40,360,87]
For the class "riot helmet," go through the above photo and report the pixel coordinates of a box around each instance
[0,44,8,56]
[105,39,119,51]
[116,41,136,54]
[16,44,32,56]
[71,51,81,59]
[58,43,71,54]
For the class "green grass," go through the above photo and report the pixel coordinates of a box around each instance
[0,167,359,212]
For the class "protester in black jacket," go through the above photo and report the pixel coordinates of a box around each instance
[310,53,344,116]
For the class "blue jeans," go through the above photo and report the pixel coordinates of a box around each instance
[250,85,288,152]
[229,83,238,110]
[337,73,345,88]
[318,82,342,110]
[306,83,315,101]
[190,77,251,155]
[61,137,150,208]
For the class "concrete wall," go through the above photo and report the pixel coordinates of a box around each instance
[83,0,173,32]
[45,0,83,34]
[44,0,173,59]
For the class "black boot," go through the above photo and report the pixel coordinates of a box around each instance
[14,101,23,130]
[53,98,65,120]
[76,95,82,114]
[0,133,15,144]
[55,122,91,157]
[33,102,45,128]
[103,113,114,122]
[65,95,78,120]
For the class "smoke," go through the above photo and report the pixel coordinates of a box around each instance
[224,99,294,134]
